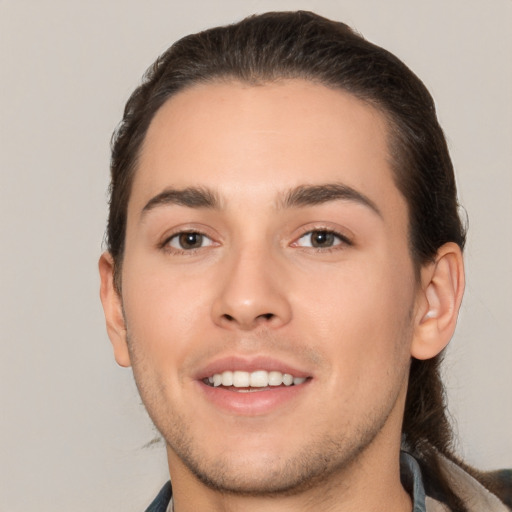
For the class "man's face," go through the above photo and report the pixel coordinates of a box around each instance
[115,80,423,494]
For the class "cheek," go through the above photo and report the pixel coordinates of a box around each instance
[293,257,416,372]
[121,261,212,367]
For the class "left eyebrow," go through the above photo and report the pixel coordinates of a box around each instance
[280,183,382,217]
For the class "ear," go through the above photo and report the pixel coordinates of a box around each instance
[98,252,131,367]
[411,242,465,360]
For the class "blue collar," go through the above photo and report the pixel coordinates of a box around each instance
[400,450,427,512]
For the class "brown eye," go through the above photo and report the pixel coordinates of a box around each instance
[310,231,336,248]
[295,230,347,249]
[168,232,213,250]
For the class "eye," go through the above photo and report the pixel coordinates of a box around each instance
[295,230,348,249]
[166,231,214,251]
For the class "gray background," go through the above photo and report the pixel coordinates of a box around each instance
[1,0,511,510]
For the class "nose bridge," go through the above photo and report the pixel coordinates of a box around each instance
[212,239,291,330]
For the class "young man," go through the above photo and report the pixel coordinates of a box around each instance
[99,11,511,512]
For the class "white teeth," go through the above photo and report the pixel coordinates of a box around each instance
[249,370,268,387]
[221,370,233,386]
[268,371,282,386]
[206,370,307,388]
[233,371,250,387]
[282,373,293,386]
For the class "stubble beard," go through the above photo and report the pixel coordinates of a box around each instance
[151,389,404,498]
[125,325,411,498]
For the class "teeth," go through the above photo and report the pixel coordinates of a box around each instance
[233,371,250,387]
[282,373,293,386]
[206,370,307,388]
[221,370,233,386]
[268,371,282,386]
[249,370,268,387]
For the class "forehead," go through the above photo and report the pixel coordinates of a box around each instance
[131,79,404,221]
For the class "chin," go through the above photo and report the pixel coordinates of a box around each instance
[183,452,333,496]
[168,426,377,498]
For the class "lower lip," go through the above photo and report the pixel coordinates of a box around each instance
[197,380,311,416]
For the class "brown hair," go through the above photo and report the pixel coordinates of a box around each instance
[108,11,474,509]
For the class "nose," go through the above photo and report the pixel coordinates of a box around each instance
[211,246,292,331]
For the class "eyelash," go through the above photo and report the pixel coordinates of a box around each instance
[161,230,215,254]
[292,228,353,252]
[160,227,353,255]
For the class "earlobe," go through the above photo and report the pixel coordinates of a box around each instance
[98,252,131,367]
[411,242,465,360]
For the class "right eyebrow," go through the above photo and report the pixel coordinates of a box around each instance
[140,186,220,218]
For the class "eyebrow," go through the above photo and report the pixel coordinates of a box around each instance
[141,186,220,216]
[281,183,382,217]
[140,182,382,218]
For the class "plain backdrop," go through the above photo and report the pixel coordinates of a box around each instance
[1,0,511,510]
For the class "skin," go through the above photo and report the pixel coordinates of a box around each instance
[99,80,464,511]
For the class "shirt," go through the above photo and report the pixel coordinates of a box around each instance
[143,451,510,511]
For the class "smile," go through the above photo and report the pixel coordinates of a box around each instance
[203,370,307,389]
[198,364,312,414]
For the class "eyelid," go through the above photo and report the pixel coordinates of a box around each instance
[290,225,354,249]
[159,225,220,254]
[168,232,214,249]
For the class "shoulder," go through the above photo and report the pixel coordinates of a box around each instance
[481,469,512,509]
[434,456,511,511]
[144,481,173,512]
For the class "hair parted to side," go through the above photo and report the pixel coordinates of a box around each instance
[107,11,473,509]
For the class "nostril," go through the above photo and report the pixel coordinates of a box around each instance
[218,311,279,328]
[222,312,274,324]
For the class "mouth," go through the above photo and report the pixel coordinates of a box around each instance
[203,370,308,392]
[196,356,313,414]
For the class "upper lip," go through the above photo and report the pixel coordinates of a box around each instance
[195,355,312,380]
